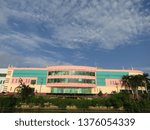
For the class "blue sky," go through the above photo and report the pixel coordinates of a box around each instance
[0,0,150,74]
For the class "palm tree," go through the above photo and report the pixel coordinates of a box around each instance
[121,73,150,99]
[140,73,150,93]
[129,75,141,99]
[121,75,132,93]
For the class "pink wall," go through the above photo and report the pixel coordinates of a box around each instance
[8,67,46,70]
[47,65,97,72]
[97,69,143,74]
[105,79,122,86]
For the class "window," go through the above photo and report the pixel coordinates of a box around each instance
[47,78,95,84]
[25,79,28,83]
[0,74,6,77]
[78,78,82,83]
[48,71,95,76]
[15,79,18,83]
[31,80,36,85]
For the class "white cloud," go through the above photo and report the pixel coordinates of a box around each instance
[24,56,71,67]
[0,48,71,67]
[0,0,150,67]
[0,0,149,50]
[0,32,57,51]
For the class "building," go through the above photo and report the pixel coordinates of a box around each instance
[4,67,49,93]
[2,65,144,94]
[0,68,7,93]
[47,66,96,94]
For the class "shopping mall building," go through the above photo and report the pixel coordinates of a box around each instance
[0,65,144,94]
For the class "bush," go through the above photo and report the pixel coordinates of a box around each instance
[38,96,45,107]
[91,98,106,107]
[105,98,112,108]
[105,93,124,109]
[74,99,91,109]
[48,98,67,109]
[0,96,18,112]
[123,100,141,112]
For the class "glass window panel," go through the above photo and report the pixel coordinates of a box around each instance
[48,71,95,76]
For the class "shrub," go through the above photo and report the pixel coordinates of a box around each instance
[0,96,17,112]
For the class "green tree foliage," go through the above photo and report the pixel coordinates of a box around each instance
[0,96,18,112]
[98,91,103,97]
[121,73,150,99]
[19,84,34,101]
[141,73,150,92]
[74,99,92,109]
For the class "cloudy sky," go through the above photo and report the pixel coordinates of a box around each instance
[0,0,150,73]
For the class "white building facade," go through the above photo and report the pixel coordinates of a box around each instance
[0,68,7,93]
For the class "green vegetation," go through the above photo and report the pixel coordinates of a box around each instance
[0,73,150,112]
[19,84,34,101]
[121,73,150,99]
[98,91,103,97]
[0,96,18,112]
[0,92,150,112]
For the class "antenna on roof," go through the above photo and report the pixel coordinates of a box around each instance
[131,65,134,70]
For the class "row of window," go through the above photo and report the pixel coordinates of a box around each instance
[0,74,7,77]
[0,80,5,84]
[48,71,95,76]
[11,79,37,85]
[47,78,95,84]
[109,81,122,85]
[12,79,30,84]
[51,88,91,94]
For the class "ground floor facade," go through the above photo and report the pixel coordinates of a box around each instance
[0,69,7,93]
[1,65,144,94]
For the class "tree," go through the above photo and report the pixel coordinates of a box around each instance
[140,73,150,93]
[121,73,150,99]
[19,84,34,101]
[16,78,34,101]
[98,90,103,97]
[121,75,132,93]
[130,75,141,99]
